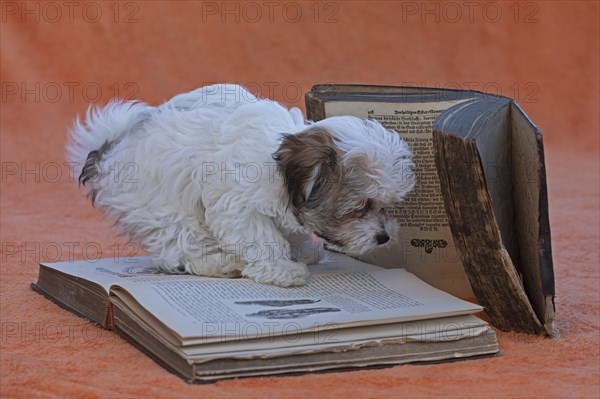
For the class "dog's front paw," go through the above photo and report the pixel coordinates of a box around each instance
[243,260,310,287]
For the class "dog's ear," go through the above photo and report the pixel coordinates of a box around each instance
[273,127,339,214]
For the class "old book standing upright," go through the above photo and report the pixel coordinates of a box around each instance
[306,85,557,337]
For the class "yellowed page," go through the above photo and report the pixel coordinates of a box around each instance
[42,254,482,345]
[110,262,481,343]
[324,100,474,299]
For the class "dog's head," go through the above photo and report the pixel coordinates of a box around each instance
[274,116,415,255]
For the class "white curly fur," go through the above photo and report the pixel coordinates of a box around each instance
[67,84,414,287]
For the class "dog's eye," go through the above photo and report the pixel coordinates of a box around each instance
[354,199,372,218]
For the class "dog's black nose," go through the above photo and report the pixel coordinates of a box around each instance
[376,233,389,245]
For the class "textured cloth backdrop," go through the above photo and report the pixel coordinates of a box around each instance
[1,1,598,397]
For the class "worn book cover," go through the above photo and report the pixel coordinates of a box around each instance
[305,84,556,337]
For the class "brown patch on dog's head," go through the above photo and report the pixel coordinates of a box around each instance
[273,126,340,217]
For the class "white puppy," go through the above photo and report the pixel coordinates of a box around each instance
[67,84,415,287]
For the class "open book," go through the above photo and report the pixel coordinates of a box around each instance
[32,254,498,382]
[306,84,556,337]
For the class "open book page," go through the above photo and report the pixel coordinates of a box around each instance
[184,323,492,362]
[41,253,482,344]
[114,297,489,359]
[323,100,474,299]
[40,256,201,292]
[109,264,482,344]
[113,292,497,381]
[39,251,382,293]
[184,322,492,361]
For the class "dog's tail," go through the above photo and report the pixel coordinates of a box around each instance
[66,100,152,184]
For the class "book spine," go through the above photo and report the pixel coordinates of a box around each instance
[105,301,115,328]
[305,91,327,121]
[433,131,545,335]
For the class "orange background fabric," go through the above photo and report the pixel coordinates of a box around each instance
[1,1,598,397]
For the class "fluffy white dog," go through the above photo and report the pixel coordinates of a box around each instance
[67,84,415,287]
